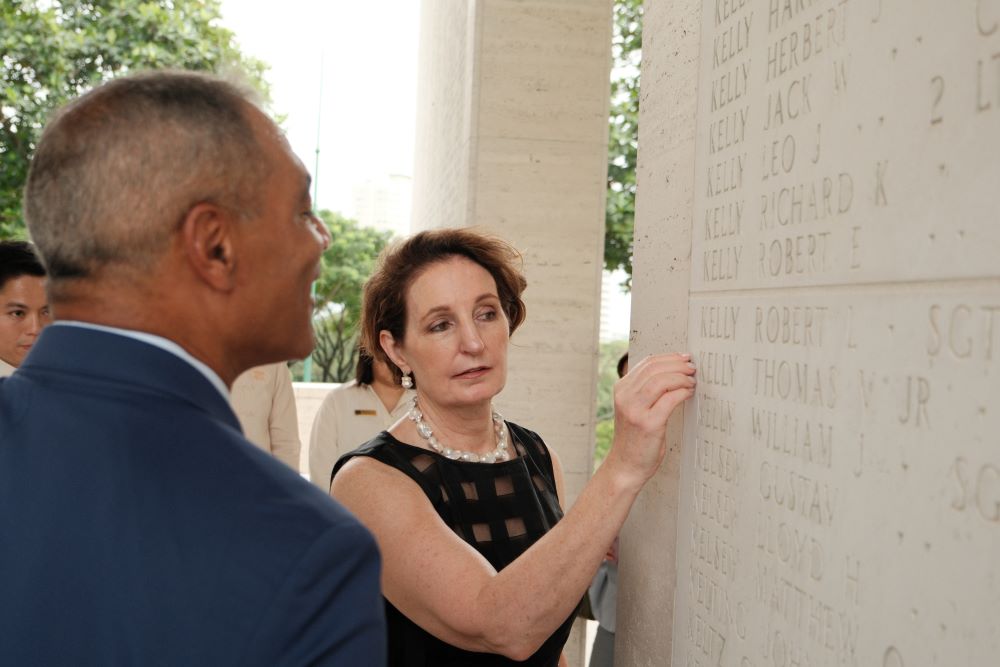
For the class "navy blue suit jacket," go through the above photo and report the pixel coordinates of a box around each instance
[0,326,386,666]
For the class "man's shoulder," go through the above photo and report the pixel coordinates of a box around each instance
[238,448,367,530]
[196,427,368,540]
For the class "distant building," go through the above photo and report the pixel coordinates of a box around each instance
[350,174,413,238]
[600,270,631,342]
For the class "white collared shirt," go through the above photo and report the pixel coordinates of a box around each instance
[308,381,414,488]
[230,363,301,469]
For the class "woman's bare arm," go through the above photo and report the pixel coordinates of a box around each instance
[332,352,695,660]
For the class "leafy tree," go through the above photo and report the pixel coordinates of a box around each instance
[300,211,392,383]
[593,339,629,466]
[604,0,642,289]
[0,0,269,238]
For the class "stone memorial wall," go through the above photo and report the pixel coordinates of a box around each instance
[626,0,1000,664]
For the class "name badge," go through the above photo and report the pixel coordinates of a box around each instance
[354,409,377,416]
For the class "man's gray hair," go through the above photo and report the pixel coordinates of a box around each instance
[24,70,267,282]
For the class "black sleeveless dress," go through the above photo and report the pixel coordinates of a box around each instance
[332,422,576,667]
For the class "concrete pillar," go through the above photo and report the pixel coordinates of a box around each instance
[615,0,702,663]
[412,1,615,664]
[292,382,337,478]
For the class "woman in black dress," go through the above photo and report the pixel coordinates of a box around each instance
[330,228,696,666]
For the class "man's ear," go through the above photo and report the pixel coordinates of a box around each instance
[179,202,238,291]
[379,330,409,373]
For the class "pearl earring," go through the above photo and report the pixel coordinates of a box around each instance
[401,372,413,389]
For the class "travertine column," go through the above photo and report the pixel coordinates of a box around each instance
[616,0,702,663]
[625,0,1000,665]
[412,1,615,664]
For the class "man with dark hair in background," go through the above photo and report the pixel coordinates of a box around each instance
[0,71,385,666]
[0,240,51,376]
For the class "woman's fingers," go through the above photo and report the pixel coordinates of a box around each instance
[611,354,697,427]
[614,353,697,418]
[651,382,696,421]
[605,352,697,484]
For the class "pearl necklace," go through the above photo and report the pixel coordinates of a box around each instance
[407,398,509,463]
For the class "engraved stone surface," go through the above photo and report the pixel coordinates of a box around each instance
[662,2,1000,666]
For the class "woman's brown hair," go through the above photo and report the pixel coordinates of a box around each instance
[359,228,527,384]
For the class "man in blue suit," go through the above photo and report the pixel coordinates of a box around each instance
[0,72,386,665]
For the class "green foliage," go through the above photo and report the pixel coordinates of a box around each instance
[604,0,642,289]
[594,418,615,468]
[0,0,269,238]
[304,211,392,383]
[595,339,629,421]
[593,339,629,467]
